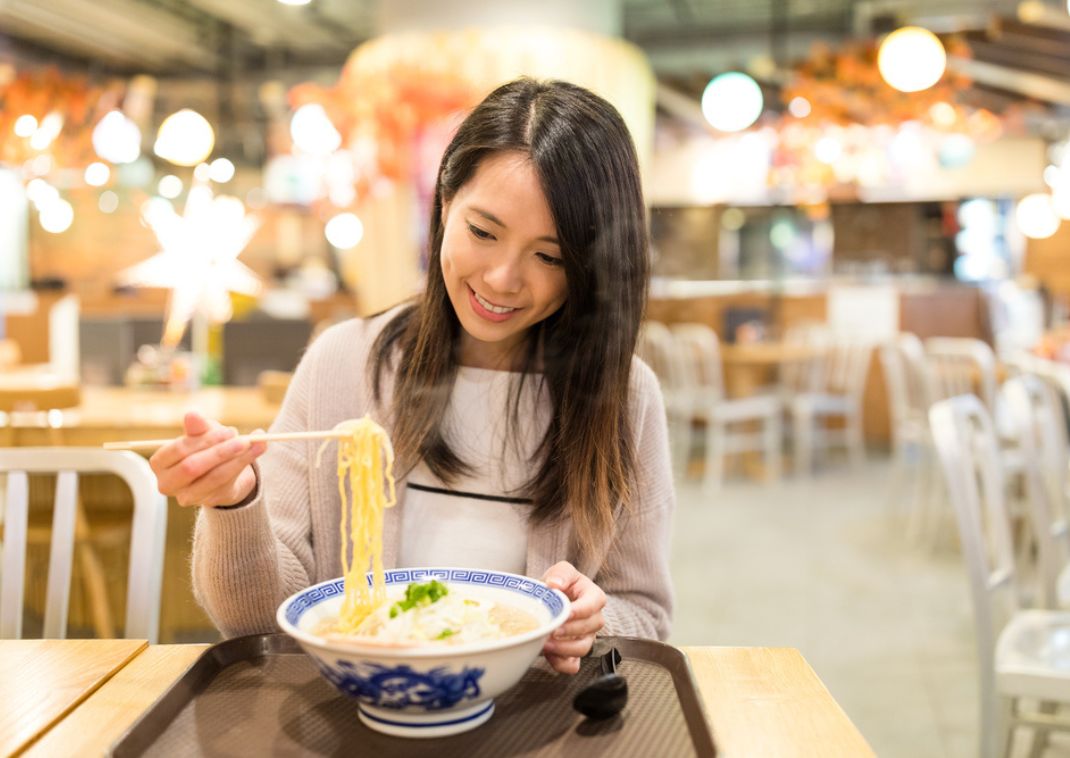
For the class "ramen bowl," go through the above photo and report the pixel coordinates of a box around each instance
[277,567,571,738]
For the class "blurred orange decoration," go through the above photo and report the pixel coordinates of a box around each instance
[289,66,478,206]
[782,39,975,126]
[765,36,1037,199]
[0,65,124,169]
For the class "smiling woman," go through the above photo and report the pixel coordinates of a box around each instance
[159,79,674,678]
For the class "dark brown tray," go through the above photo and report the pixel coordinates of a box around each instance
[110,633,716,757]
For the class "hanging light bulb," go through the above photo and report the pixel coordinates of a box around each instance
[878,27,947,93]
[154,109,215,166]
[701,72,764,133]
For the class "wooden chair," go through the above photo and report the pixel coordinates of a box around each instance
[0,448,167,641]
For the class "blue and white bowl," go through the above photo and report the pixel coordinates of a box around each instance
[277,567,571,738]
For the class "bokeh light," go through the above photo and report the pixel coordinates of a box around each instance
[325,212,364,249]
[291,104,342,155]
[701,72,764,133]
[1016,193,1060,239]
[154,109,215,166]
[84,162,110,187]
[92,111,142,164]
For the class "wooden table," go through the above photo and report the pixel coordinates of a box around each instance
[3,385,281,447]
[720,342,822,399]
[10,640,874,757]
[0,639,146,756]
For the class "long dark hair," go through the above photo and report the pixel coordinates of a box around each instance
[371,78,648,555]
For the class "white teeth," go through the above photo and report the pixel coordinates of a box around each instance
[474,290,518,314]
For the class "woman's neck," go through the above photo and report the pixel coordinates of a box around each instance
[457,333,535,371]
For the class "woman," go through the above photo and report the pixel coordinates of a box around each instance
[151,78,674,675]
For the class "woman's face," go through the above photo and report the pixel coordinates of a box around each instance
[440,151,567,369]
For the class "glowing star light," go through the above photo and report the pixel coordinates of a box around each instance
[118,183,262,348]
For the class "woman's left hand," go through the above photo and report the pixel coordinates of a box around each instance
[541,561,606,675]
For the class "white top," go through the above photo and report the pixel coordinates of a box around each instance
[398,366,551,575]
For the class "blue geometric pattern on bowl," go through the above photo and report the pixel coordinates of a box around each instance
[284,568,565,626]
[316,659,485,711]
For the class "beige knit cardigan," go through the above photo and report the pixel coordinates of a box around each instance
[192,307,675,640]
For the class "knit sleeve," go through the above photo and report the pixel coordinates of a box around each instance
[597,358,676,641]
[190,320,362,637]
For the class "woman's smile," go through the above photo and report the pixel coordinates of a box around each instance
[468,285,521,322]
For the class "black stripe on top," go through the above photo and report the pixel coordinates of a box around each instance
[407,481,533,506]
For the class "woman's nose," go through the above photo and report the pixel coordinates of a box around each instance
[482,256,523,294]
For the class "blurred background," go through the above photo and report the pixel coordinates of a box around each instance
[4,1,1070,755]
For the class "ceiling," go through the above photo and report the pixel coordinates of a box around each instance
[1,0,1067,135]
[0,0,1028,75]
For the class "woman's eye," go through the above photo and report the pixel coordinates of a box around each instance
[467,224,493,241]
[536,252,563,267]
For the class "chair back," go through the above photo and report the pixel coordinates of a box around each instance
[638,321,689,414]
[670,323,727,405]
[0,448,167,641]
[1003,374,1070,608]
[880,333,932,444]
[929,395,1019,695]
[781,321,831,394]
[925,338,999,411]
[826,335,873,399]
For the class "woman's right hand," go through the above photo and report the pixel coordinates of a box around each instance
[150,411,267,508]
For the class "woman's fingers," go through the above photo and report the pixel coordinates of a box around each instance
[542,561,581,595]
[554,611,604,640]
[179,444,264,507]
[151,423,233,471]
[543,635,594,659]
[544,653,581,675]
[565,575,607,620]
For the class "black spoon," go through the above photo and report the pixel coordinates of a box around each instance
[572,647,628,719]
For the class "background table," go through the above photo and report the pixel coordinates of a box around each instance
[15,640,875,757]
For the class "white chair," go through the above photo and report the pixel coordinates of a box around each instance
[0,448,167,641]
[637,321,692,476]
[788,327,872,474]
[930,395,1070,758]
[1003,374,1070,610]
[671,323,782,490]
[879,333,943,542]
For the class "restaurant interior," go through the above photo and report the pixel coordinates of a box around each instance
[3,0,1070,755]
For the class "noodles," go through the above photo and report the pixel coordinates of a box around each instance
[318,416,397,633]
[310,416,538,647]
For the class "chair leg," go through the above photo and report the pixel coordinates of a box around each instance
[1024,700,1056,758]
[763,414,782,483]
[702,420,725,493]
[668,414,691,480]
[846,409,866,468]
[793,403,814,475]
[993,696,1014,758]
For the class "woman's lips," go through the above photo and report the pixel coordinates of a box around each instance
[467,285,519,323]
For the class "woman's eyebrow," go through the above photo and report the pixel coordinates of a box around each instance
[470,206,559,245]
